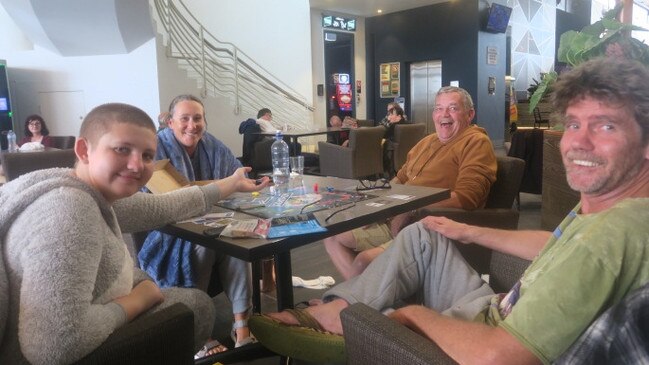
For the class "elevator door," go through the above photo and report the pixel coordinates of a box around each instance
[410,61,442,134]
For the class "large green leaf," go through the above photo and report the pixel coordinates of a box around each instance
[558,32,583,65]
[580,21,605,36]
[528,72,557,112]
[600,18,647,32]
[536,2,649,114]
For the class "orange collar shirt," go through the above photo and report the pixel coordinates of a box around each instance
[396,125,497,210]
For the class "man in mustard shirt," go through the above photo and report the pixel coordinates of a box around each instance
[325,86,497,279]
[253,57,649,364]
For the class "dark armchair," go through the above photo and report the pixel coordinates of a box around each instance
[416,155,525,273]
[386,123,426,176]
[1,231,195,364]
[318,126,385,179]
[238,119,273,176]
[356,119,375,127]
[72,303,195,365]
[50,135,76,149]
[341,251,531,365]
[0,149,77,182]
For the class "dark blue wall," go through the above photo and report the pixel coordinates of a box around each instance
[365,0,507,145]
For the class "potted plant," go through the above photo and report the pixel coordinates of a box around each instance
[529,4,649,113]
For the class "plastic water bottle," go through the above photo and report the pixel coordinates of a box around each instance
[271,131,290,195]
[6,130,17,152]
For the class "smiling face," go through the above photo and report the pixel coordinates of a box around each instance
[432,92,475,143]
[77,123,157,204]
[28,119,43,135]
[560,97,649,197]
[167,99,206,155]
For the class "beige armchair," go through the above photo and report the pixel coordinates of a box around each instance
[318,126,385,179]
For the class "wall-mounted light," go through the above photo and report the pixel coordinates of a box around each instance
[377,9,383,14]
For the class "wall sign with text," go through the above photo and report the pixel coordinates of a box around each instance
[380,62,400,98]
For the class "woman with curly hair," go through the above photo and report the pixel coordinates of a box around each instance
[19,114,53,147]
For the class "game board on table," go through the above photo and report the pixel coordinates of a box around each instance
[217,188,374,219]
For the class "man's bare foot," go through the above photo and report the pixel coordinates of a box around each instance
[267,298,349,335]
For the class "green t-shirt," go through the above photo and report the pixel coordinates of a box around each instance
[486,198,649,364]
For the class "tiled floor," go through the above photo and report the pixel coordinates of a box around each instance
[208,192,543,364]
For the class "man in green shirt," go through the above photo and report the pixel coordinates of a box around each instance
[251,57,649,364]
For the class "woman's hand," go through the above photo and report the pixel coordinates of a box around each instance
[231,167,270,192]
[113,280,164,321]
[214,167,271,198]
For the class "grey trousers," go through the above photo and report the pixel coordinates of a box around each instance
[193,244,252,315]
[325,222,495,320]
[156,287,215,352]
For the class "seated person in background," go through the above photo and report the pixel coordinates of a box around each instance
[0,102,268,365]
[326,115,348,146]
[378,103,409,142]
[251,57,649,365]
[342,116,358,129]
[18,114,53,147]
[256,108,281,133]
[256,107,300,155]
[327,116,359,147]
[324,86,496,279]
[379,104,410,171]
[138,94,256,352]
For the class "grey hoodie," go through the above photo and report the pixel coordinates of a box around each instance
[0,168,219,364]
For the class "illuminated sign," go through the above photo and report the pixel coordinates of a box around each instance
[322,15,356,31]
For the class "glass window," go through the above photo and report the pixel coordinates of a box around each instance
[633,2,649,44]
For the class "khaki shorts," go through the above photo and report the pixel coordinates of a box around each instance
[352,223,393,251]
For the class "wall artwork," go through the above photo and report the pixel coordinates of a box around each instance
[380,62,400,98]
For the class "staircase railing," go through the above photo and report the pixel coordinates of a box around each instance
[153,0,314,129]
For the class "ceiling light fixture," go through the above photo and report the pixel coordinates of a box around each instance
[377,9,383,13]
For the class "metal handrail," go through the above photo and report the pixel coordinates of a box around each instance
[153,0,314,129]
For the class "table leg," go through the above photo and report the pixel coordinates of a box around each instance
[251,259,261,313]
[273,251,294,310]
[291,137,300,157]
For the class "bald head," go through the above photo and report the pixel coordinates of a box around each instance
[79,103,156,145]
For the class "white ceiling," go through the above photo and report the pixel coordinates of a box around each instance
[309,0,450,17]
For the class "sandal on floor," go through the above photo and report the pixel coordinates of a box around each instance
[249,309,345,364]
[194,339,227,360]
[231,319,258,348]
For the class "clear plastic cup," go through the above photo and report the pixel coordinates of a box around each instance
[290,155,304,175]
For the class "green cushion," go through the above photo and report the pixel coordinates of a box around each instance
[249,314,346,363]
